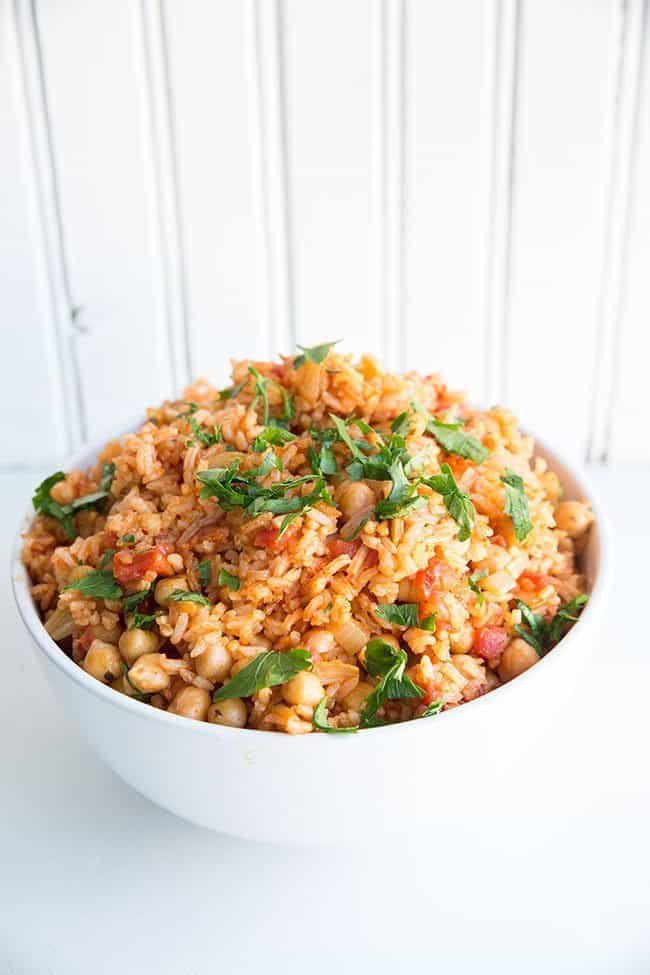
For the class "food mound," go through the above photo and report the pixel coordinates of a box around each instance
[22,343,593,733]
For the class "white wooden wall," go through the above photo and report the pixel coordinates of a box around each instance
[2,0,649,468]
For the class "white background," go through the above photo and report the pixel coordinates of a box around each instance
[2,1,650,971]
[2,0,650,467]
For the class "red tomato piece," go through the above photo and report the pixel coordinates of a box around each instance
[473,625,509,661]
[113,543,174,584]
[327,538,359,559]
[413,557,454,602]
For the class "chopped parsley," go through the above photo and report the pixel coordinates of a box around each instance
[307,442,338,476]
[374,602,437,631]
[166,590,211,607]
[32,463,116,538]
[421,700,443,717]
[391,412,411,437]
[218,380,246,401]
[218,568,240,591]
[119,533,135,544]
[468,568,488,604]
[62,569,123,601]
[129,610,162,631]
[187,417,222,447]
[294,340,340,368]
[197,560,212,586]
[423,464,475,541]
[313,697,358,733]
[501,469,533,542]
[361,639,424,728]
[122,588,152,614]
[176,402,198,418]
[213,648,312,702]
[196,464,332,527]
[425,417,488,463]
[252,426,296,451]
[98,548,115,570]
[514,594,588,655]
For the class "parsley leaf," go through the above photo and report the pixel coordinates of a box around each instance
[119,533,135,544]
[218,568,240,591]
[328,413,368,461]
[423,464,475,541]
[122,588,153,614]
[294,341,340,368]
[32,464,116,539]
[213,648,312,702]
[177,402,198,419]
[500,469,533,542]
[426,417,488,463]
[252,426,296,451]
[515,594,589,655]
[421,700,443,717]
[166,590,211,607]
[188,417,222,447]
[361,639,424,727]
[129,610,162,630]
[313,697,358,733]
[468,569,488,604]
[98,548,115,570]
[419,613,438,631]
[391,412,411,437]
[218,380,246,401]
[248,366,271,424]
[197,560,212,586]
[307,442,338,476]
[62,569,123,601]
[374,602,420,627]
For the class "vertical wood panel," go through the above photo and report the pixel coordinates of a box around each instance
[505,0,620,457]
[282,0,380,358]
[403,0,494,397]
[608,0,649,464]
[1,0,68,466]
[164,0,278,383]
[35,0,173,439]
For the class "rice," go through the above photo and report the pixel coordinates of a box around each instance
[22,345,594,733]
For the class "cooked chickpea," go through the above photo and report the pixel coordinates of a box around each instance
[195,642,232,683]
[94,621,123,645]
[154,574,189,606]
[498,638,539,682]
[168,685,211,721]
[127,652,171,693]
[555,501,593,538]
[303,628,335,656]
[338,481,376,520]
[207,698,247,728]
[83,639,123,685]
[119,627,160,667]
[282,671,324,707]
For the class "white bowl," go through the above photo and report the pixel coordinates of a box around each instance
[12,433,610,845]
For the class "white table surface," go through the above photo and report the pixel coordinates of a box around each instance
[2,466,649,974]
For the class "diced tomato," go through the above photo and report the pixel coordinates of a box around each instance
[492,534,507,549]
[473,625,509,661]
[517,570,552,592]
[413,557,454,603]
[419,678,439,706]
[327,538,359,559]
[78,626,95,653]
[113,543,174,584]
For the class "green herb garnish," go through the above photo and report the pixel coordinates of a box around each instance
[252,426,296,451]
[98,548,115,570]
[129,610,163,631]
[122,588,152,614]
[218,380,246,401]
[500,469,533,542]
[468,569,488,604]
[374,602,420,627]
[121,663,151,701]
[391,412,411,437]
[423,464,475,541]
[33,463,116,538]
[313,697,358,733]
[425,417,488,463]
[177,402,198,418]
[514,594,588,656]
[166,590,211,607]
[119,533,136,544]
[360,639,424,728]
[307,442,338,476]
[197,560,212,586]
[218,568,241,591]
[187,417,222,447]
[294,341,340,368]
[213,648,312,702]
[421,700,443,717]
[62,569,123,601]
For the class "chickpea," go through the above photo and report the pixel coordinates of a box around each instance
[195,642,232,683]
[207,698,247,728]
[127,652,170,693]
[282,671,324,707]
[303,627,335,656]
[449,622,474,654]
[498,638,539,682]
[168,685,211,721]
[154,574,189,606]
[338,480,376,521]
[555,501,593,538]
[83,639,123,685]
[119,627,160,667]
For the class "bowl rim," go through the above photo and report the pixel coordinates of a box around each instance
[11,424,612,747]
